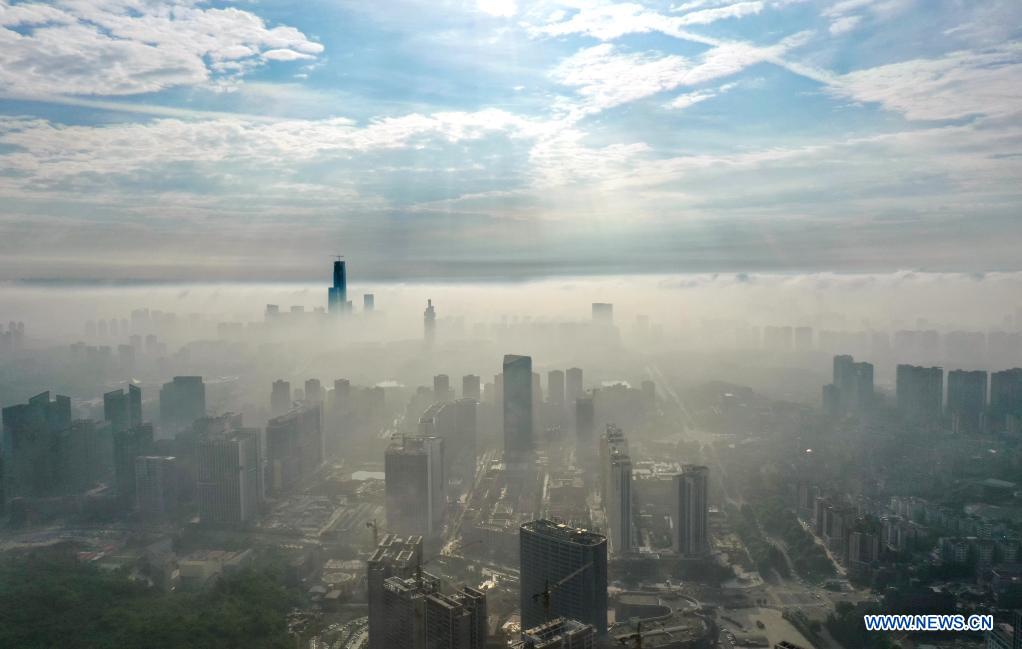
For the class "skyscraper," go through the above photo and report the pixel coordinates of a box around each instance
[159,376,206,435]
[591,303,613,325]
[548,370,565,406]
[600,425,632,555]
[271,379,291,416]
[135,455,179,521]
[434,374,452,402]
[368,534,423,649]
[424,299,436,345]
[305,378,324,404]
[104,384,142,432]
[265,402,322,494]
[375,573,487,649]
[947,369,988,433]
[364,293,375,312]
[519,519,608,636]
[574,397,594,466]
[112,423,154,509]
[896,364,944,423]
[565,367,583,406]
[673,465,709,557]
[385,436,445,538]
[328,259,347,314]
[2,392,74,501]
[503,354,533,463]
[990,368,1022,431]
[196,428,262,526]
[462,374,481,401]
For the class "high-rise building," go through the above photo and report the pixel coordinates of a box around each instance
[673,465,709,557]
[328,259,348,314]
[271,380,291,416]
[600,425,632,555]
[385,436,445,538]
[305,378,324,404]
[947,369,988,433]
[829,355,873,413]
[418,399,477,486]
[896,365,944,422]
[375,573,487,649]
[2,392,77,501]
[434,374,452,402]
[990,368,1022,431]
[159,376,206,435]
[364,293,375,312]
[462,374,481,401]
[794,326,814,351]
[574,397,594,465]
[135,455,179,521]
[265,403,322,494]
[196,428,262,525]
[565,368,583,406]
[104,384,142,432]
[519,519,608,636]
[113,423,154,508]
[424,299,437,345]
[520,618,596,649]
[368,534,423,649]
[548,370,565,406]
[503,354,533,463]
[640,380,656,410]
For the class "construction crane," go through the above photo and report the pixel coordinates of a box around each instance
[416,539,484,586]
[532,561,593,620]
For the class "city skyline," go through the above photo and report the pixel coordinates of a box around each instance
[1,1,1021,281]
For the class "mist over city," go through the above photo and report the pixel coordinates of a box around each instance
[2,1,1022,649]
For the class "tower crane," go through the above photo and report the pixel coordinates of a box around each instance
[531,561,593,620]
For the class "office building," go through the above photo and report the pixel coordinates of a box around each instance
[135,455,179,521]
[112,423,154,508]
[829,355,873,414]
[368,534,424,649]
[159,376,206,435]
[271,380,291,416]
[2,392,73,500]
[196,428,262,525]
[424,299,436,345]
[574,397,594,465]
[503,354,533,463]
[896,365,944,422]
[947,369,988,433]
[462,374,481,401]
[548,370,565,406]
[565,368,583,406]
[520,618,596,649]
[385,436,445,538]
[104,384,142,432]
[419,399,477,486]
[600,425,632,555]
[265,403,323,494]
[519,519,608,636]
[364,293,375,312]
[328,259,348,314]
[673,465,709,557]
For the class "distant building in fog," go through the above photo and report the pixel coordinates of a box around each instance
[424,299,436,345]
[566,367,583,406]
[591,303,613,325]
[385,436,445,538]
[271,380,291,416]
[136,455,179,521]
[328,259,347,314]
[548,370,565,406]
[673,465,709,557]
[462,374,481,401]
[991,368,1022,432]
[196,428,262,526]
[600,425,633,555]
[503,354,533,464]
[159,376,206,435]
[363,293,375,312]
[947,369,987,433]
[896,364,944,423]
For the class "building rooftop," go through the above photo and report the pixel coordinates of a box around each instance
[521,519,606,547]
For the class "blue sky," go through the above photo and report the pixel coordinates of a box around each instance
[0,0,1020,281]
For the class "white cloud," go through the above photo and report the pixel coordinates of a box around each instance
[828,14,860,35]
[829,46,1022,120]
[0,0,323,97]
[477,0,517,17]
[667,82,737,109]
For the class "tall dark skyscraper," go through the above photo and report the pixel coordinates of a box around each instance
[159,376,206,436]
[424,299,436,345]
[2,391,73,501]
[896,364,944,423]
[673,465,709,557]
[502,354,533,463]
[519,519,608,636]
[947,369,988,433]
[104,384,142,432]
[600,425,632,555]
[991,368,1022,431]
[328,259,347,314]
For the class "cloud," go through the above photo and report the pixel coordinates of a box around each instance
[0,0,323,97]
[829,46,1022,120]
[667,82,737,109]
[828,14,861,35]
[477,0,517,17]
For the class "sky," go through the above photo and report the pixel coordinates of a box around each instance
[0,0,1020,282]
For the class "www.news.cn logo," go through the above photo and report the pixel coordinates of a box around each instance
[863,615,994,632]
